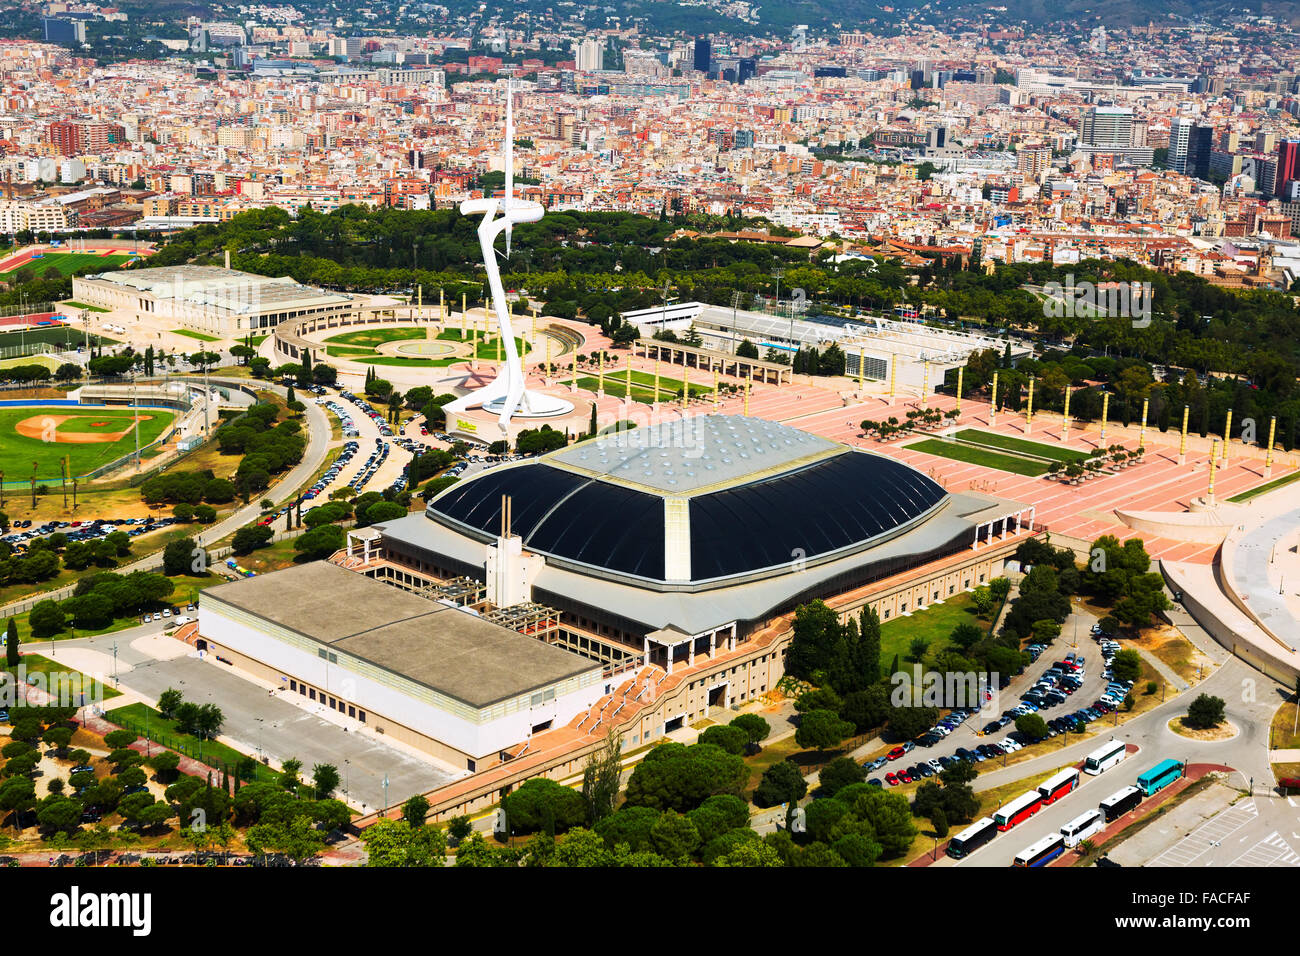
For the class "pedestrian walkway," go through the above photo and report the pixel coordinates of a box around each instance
[1133,645,1189,693]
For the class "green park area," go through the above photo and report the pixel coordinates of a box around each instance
[0,405,175,480]
[0,252,132,278]
[879,590,985,664]
[14,652,121,702]
[953,429,1089,463]
[105,701,279,783]
[172,329,220,342]
[906,437,1049,476]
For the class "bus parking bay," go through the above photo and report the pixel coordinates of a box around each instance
[938,744,1169,867]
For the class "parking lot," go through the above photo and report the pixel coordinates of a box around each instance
[869,608,1126,788]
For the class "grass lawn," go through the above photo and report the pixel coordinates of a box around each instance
[105,701,280,783]
[0,252,131,278]
[0,405,175,481]
[1271,702,1300,751]
[906,437,1049,477]
[14,652,121,702]
[1229,469,1300,502]
[575,377,663,403]
[61,301,110,313]
[954,429,1089,463]
[880,591,985,665]
[248,334,268,347]
[172,329,220,342]
[1144,633,1202,684]
[324,327,426,348]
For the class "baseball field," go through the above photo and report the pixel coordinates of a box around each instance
[0,405,176,481]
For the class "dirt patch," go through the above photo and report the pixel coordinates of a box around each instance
[1168,716,1238,741]
[14,413,153,443]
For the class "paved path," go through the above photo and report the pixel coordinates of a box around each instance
[1133,645,1190,693]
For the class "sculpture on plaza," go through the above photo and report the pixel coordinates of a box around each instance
[442,80,573,433]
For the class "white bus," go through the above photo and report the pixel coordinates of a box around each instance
[1012,832,1066,867]
[1060,808,1104,847]
[1083,739,1126,775]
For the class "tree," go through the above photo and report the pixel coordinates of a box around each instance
[753,759,807,809]
[232,523,275,555]
[149,750,181,782]
[818,756,866,797]
[312,763,340,798]
[623,743,748,813]
[401,793,430,828]
[795,709,854,754]
[4,618,16,670]
[163,537,205,576]
[1014,713,1049,741]
[1110,648,1143,684]
[729,713,770,751]
[157,688,183,719]
[1185,694,1226,730]
[697,724,747,754]
[361,817,447,867]
[580,728,621,823]
[931,806,950,839]
[500,778,588,834]
[29,601,64,639]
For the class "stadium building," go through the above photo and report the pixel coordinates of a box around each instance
[193,415,1035,787]
[71,265,360,337]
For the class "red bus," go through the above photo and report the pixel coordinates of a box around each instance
[993,790,1043,830]
[1037,767,1080,805]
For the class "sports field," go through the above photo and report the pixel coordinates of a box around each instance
[0,326,114,352]
[0,405,175,480]
[0,251,133,278]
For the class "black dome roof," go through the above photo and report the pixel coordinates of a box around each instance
[426,428,948,588]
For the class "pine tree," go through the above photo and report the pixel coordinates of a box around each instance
[589,401,597,436]
[5,618,17,670]
[859,605,882,685]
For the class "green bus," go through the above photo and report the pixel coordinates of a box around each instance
[1136,758,1184,796]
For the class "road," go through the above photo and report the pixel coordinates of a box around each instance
[942,654,1287,866]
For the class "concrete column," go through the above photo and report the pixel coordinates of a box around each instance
[688,639,695,668]
[1015,511,1022,533]
[665,644,673,675]
[363,537,371,562]
[709,631,716,659]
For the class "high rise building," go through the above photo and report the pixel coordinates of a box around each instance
[1169,118,1193,174]
[1186,125,1213,180]
[576,38,603,72]
[1080,107,1134,148]
[42,17,85,45]
[1276,140,1300,197]
[693,37,711,73]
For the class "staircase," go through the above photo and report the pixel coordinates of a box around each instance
[565,665,665,738]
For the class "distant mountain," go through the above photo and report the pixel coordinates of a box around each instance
[617,0,1297,34]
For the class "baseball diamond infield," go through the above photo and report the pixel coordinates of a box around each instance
[0,406,176,480]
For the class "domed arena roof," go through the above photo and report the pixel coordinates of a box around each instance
[425,415,949,590]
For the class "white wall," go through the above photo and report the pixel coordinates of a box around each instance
[199,603,603,759]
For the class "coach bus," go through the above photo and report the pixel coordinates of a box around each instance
[1136,759,1184,796]
[1037,767,1081,805]
[994,790,1043,831]
[1060,808,1105,847]
[1012,832,1066,868]
[1099,785,1143,822]
[946,816,997,859]
[1084,739,1127,775]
